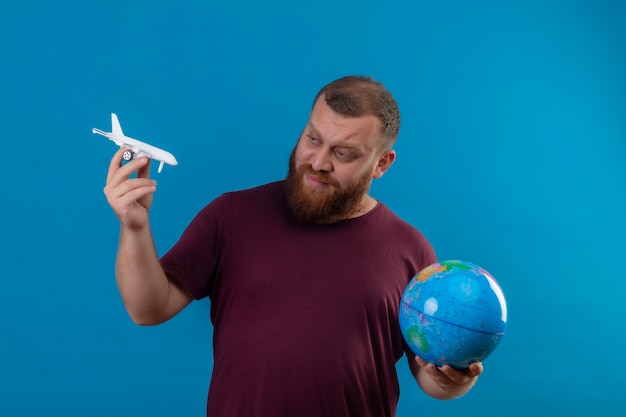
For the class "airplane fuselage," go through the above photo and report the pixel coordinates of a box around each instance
[92,114,178,173]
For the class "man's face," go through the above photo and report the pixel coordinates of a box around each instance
[285,97,394,224]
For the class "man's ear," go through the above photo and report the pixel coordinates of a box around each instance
[373,149,396,179]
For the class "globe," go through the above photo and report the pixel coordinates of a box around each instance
[399,260,507,369]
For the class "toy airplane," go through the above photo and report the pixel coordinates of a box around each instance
[93,113,178,173]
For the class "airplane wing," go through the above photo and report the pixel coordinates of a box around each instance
[91,127,125,147]
[131,141,178,173]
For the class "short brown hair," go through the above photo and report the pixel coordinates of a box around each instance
[313,75,400,149]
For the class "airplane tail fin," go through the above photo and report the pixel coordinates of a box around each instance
[111,113,124,137]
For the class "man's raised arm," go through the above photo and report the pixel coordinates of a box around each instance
[104,148,192,325]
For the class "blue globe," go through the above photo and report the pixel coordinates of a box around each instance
[399,260,507,369]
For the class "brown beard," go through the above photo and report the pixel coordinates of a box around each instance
[284,148,373,224]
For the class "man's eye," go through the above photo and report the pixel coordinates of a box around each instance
[336,150,354,160]
[308,135,319,144]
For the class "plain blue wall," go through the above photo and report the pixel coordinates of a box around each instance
[2,1,625,416]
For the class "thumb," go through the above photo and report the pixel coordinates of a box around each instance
[136,156,151,178]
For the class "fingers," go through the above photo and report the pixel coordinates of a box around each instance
[414,356,446,383]
[106,176,156,204]
[414,355,429,369]
[468,361,483,377]
[137,155,151,179]
[106,147,127,184]
[439,361,483,385]
[104,150,157,225]
[414,356,482,387]
[106,148,151,186]
[105,154,153,200]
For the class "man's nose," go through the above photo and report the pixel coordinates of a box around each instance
[310,149,332,172]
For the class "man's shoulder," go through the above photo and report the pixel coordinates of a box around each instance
[374,203,438,267]
[375,203,432,242]
[211,180,286,215]
[199,181,284,215]
[224,180,284,202]
[374,203,416,229]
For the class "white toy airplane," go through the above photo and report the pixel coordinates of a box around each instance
[93,113,178,173]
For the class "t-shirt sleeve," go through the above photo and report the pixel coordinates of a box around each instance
[403,223,438,280]
[160,194,228,300]
[420,238,438,271]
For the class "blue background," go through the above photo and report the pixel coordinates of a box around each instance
[2,0,625,415]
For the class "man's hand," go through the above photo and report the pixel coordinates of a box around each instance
[104,148,156,231]
[409,355,483,400]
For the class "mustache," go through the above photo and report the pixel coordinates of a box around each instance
[300,165,340,187]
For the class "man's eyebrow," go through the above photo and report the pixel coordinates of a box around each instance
[307,121,364,151]
[307,121,321,136]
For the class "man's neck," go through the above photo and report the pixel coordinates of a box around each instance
[346,194,377,220]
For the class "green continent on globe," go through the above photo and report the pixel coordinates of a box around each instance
[406,325,429,353]
[441,260,474,271]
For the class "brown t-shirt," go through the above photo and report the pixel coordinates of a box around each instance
[161,181,437,417]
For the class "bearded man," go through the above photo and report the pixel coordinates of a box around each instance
[104,75,483,417]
